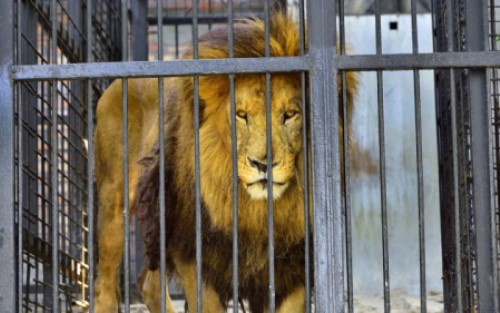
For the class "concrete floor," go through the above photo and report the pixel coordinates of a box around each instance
[75,291,444,313]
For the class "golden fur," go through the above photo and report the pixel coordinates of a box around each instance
[93,13,357,313]
[93,78,160,312]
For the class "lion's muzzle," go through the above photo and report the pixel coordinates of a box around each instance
[247,156,280,173]
[242,158,290,200]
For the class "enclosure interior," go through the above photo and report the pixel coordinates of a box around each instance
[8,0,500,312]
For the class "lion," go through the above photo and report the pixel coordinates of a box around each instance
[93,13,357,313]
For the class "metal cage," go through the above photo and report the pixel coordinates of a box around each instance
[1,0,500,312]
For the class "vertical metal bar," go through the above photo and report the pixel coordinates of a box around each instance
[229,74,238,312]
[264,0,270,58]
[85,0,94,311]
[194,61,202,313]
[376,70,390,313]
[338,0,353,312]
[433,0,464,309]
[227,0,239,311]
[447,1,464,310]
[157,0,164,61]
[413,60,428,313]
[449,56,463,313]
[265,72,275,312]
[158,58,167,313]
[375,0,390,311]
[455,1,476,311]
[175,24,179,58]
[308,0,344,312]
[121,1,130,312]
[0,0,15,311]
[262,1,276,312]
[122,79,130,313]
[466,0,498,311]
[16,86,23,312]
[50,0,60,310]
[411,0,420,54]
[341,67,353,313]
[410,1,427,312]
[443,0,462,304]
[16,0,24,311]
[192,1,202,312]
[301,70,311,313]
[298,0,306,57]
[414,55,427,313]
[131,0,148,61]
[263,2,275,312]
[157,1,167,312]
[207,0,212,30]
[298,2,310,312]
[375,0,382,55]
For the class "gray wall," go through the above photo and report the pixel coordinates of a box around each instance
[346,14,443,296]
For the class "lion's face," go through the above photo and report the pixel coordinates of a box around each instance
[231,75,303,200]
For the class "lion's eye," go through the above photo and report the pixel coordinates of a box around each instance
[283,110,298,122]
[236,110,248,123]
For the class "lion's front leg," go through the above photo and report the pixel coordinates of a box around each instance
[276,285,306,313]
[173,256,225,313]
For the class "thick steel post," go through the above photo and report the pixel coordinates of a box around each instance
[433,0,469,310]
[0,0,15,312]
[466,0,499,311]
[435,0,499,311]
[308,0,344,312]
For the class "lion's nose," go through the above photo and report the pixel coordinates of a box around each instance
[247,157,279,173]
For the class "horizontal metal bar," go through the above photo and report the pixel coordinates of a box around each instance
[335,51,500,70]
[11,51,500,81]
[148,14,263,26]
[12,57,308,80]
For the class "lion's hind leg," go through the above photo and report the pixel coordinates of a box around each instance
[139,267,178,313]
[94,184,125,313]
[93,78,159,312]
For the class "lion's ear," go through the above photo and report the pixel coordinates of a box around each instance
[198,75,230,117]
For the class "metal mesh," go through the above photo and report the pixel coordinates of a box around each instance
[17,78,89,311]
[146,0,278,60]
[14,0,122,311]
